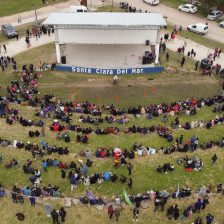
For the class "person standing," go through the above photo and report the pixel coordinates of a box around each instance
[48,28,51,36]
[173,204,179,220]
[133,207,139,222]
[61,169,66,182]
[166,52,169,62]
[26,29,30,37]
[3,45,7,54]
[181,56,185,67]
[211,154,217,164]
[195,61,199,71]
[206,213,214,224]
[191,49,194,57]
[69,172,76,192]
[59,207,67,222]
[127,163,133,175]
[218,49,222,58]
[115,207,120,222]
[51,209,59,224]
[128,178,132,189]
[108,205,114,219]
[30,196,36,206]
[42,160,47,172]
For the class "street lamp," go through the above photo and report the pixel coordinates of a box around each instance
[34,7,38,21]
[32,3,38,22]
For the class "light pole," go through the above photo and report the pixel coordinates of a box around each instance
[33,3,38,22]
[34,7,38,21]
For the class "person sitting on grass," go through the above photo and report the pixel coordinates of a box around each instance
[0,184,6,197]
[5,158,19,169]
[120,175,127,183]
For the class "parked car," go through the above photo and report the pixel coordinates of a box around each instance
[187,23,208,35]
[143,0,160,6]
[207,10,223,21]
[1,24,18,38]
[200,58,211,69]
[69,5,88,12]
[219,21,224,28]
[178,4,197,13]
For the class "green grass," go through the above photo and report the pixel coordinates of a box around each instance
[0,113,223,196]
[0,7,224,222]
[0,0,68,17]
[97,5,124,12]
[0,43,221,108]
[1,195,224,224]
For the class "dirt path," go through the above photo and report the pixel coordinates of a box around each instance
[38,75,218,88]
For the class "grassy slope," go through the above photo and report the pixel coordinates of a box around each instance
[0,0,68,17]
[0,43,221,107]
[0,6,224,222]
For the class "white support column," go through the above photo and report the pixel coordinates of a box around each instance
[55,43,61,63]
[54,29,61,63]
[154,43,160,64]
[154,29,161,64]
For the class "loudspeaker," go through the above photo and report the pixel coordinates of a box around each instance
[146,40,150,46]
[61,56,66,64]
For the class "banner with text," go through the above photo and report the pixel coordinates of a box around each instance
[55,65,164,75]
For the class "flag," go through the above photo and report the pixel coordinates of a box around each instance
[86,190,96,201]
[123,188,132,206]
[175,183,180,198]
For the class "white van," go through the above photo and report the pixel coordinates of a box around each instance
[69,6,88,13]
[187,23,208,35]
[143,0,160,5]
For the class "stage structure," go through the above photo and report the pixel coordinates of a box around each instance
[43,12,167,74]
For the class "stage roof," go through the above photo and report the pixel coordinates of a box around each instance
[43,12,167,30]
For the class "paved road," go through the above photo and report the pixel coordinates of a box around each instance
[0,0,103,29]
[117,0,224,44]
[0,0,223,43]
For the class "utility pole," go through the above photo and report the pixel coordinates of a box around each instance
[35,7,38,21]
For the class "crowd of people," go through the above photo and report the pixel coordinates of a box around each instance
[0,16,223,222]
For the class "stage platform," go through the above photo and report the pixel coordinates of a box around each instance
[60,44,155,68]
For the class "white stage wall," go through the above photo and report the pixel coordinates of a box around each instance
[57,29,158,45]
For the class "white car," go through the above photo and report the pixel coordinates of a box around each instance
[187,23,208,35]
[178,4,197,13]
[220,21,224,28]
[207,10,223,20]
[143,0,160,6]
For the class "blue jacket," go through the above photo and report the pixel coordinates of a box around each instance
[69,174,76,185]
